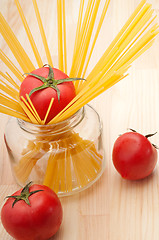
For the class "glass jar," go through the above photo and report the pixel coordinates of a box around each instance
[4,104,105,196]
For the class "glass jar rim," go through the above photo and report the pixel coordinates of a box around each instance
[17,107,85,135]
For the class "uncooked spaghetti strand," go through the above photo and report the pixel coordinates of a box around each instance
[85,148,101,172]
[70,146,85,188]
[49,161,58,191]
[49,140,68,192]
[57,0,64,71]
[72,134,101,179]
[41,0,158,124]
[0,29,29,74]
[66,137,81,188]
[86,140,103,162]
[70,0,95,77]
[0,81,19,99]
[76,0,101,78]
[73,152,90,186]
[87,35,156,97]
[60,70,129,122]
[53,162,60,193]
[43,141,64,191]
[15,159,37,184]
[113,7,154,60]
[0,76,19,96]
[14,151,37,184]
[62,0,67,74]
[107,15,157,78]
[42,98,54,124]
[65,145,72,192]
[15,149,44,184]
[86,3,153,86]
[20,96,41,124]
[112,32,158,77]
[82,0,110,78]
[72,147,90,187]
[58,141,66,192]
[32,0,53,66]
[102,25,158,79]
[83,7,155,92]
[49,75,100,123]
[48,152,62,192]
[73,0,96,81]
[0,71,19,90]
[26,94,42,124]
[77,36,157,110]
[76,1,150,92]
[87,0,149,81]
[6,72,20,90]
[43,148,59,188]
[50,68,125,123]
[15,142,45,184]
[0,93,24,114]
[77,35,156,105]
[14,0,43,68]
[72,0,85,67]
[21,141,36,155]
[0,13,35,72]
[86,26,158,94]
[49,69,127,124]
[0,50,24,82]
[115,34,157,73]
[0,105,29,121]
[85,74,128,103]
[73,134,101,162]
[18,97,39,124]
[75,149,98,180]
[57,74,128,122]
[52,149,66,193]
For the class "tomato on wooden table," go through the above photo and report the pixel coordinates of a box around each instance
[112,130,158,180]
[1,182,63,240]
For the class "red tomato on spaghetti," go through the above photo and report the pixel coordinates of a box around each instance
[20,65,76,123]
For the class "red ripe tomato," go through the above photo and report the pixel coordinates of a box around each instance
[112,130,158,180]
[1,182,63,240]
[20,65,76,123]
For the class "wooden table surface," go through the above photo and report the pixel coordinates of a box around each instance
[0,0,159,239]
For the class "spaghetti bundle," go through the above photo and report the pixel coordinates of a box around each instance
[0,0,159,194]
[0,0,158,124]
[14,125,103,193]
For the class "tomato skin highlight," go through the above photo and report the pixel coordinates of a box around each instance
[1,184,63,240]
[112,132,158,180]
[20,67,76,123]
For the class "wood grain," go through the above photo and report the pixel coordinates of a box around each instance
[0,0,159,239]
